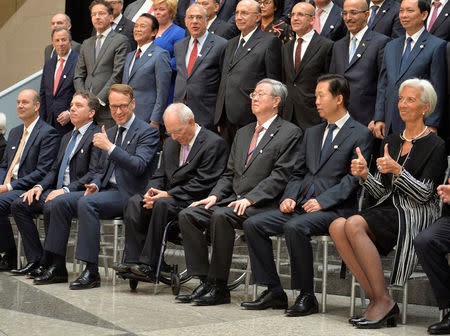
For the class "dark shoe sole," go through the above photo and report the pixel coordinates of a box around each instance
[242,303,288,310]
[175,296,193,303]
[69,281,101,290]
[194,297,231,306]
[34,277,68,285]
[285,307,319,317]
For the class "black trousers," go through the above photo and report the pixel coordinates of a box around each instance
[178,204,266,282]
[243,207,339,293]
[123,195,188,266]
[414,216,450,310]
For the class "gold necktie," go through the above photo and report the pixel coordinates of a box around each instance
[4,129,29,185]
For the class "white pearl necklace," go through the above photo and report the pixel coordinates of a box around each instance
[400,126,429,142]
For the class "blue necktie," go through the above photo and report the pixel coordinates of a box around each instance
[56,130,80,189]
[304,124,337,201]
[367,5,379,27]
[400,37,412,72]
[349,36,357,63]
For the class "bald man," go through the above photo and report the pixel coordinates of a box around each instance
[44,13,80,61]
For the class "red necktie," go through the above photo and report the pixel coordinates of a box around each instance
[314,8,323,34]
[147,5,154,14]
[53,58,65,95]
[187,39,198,77]
[294,38,303,72]
[428,1,442,30]
[135,48,141,60]
[246,125,264,164]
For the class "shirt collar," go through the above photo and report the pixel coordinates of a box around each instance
[25,116,39,134]
[350,26,368,41]
[207,16,217,29]
[188,124,201,148]
[240,26,258,43]
[369,0,385,8]
[119,114,135,129]
[75,121,93,136]
[57,49,72,62]
[320,1,334,13]
[296,28,315,41]
[97,26,112,38]
[190,30,208,47]
[257,114,278,130]
[113,13,123,25]
[138,41,153,54]
[332,112,350,129]
[406,26,425,42]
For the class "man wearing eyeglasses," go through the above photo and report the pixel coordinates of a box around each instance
[214,0,282,147]
[282,2,333,130]
[176,79,301,306]
[329,0,389,127]
[45,84,160,289]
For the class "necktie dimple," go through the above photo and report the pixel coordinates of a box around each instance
[428,1,442,30]
[182,144,190,164]
[349,36,357,63]
[246,125,264,164]
[4,129,29,185]
[233,38,245,61]
[53,58,65,95]
[367,5,379,27]
[135,48,141,60]
[399,37,412,72]
[95,34,103,60]
[56,130,80,189]
[294,38,303,72]
[187,39,198,77]
[313,8,324,34]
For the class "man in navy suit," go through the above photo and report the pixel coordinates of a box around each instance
[373,0,447,138]
[330,0,389,126]
[0,90,59,271]
[426,0,450,41]
[367,0,405,38]
[40,27,79,136]
[45,84,160,289]
[122,13,172,126]
[113,103,228,278]
[241,74,373,315]
[174,4,228,129]
[9,91,102,282]
[314,0,347,41]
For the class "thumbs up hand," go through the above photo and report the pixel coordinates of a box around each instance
[376,144,402,175]
[351,147,368,180]
[93,125,113,151]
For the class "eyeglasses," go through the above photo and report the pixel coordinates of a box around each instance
[258,1,273,7]
[110,101,132,111]
[249,92,274,99]
[234,10,259,17]
[288,12,314,18]
[341,10,367,17]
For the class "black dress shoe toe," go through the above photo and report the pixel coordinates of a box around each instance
[11,262,39,276]
[241,290,288,310]
[69,269,100,290]
[428,311,450,335]
[193,285,230,306]
[34,265,68,285]
[176,282,211,303]
[130,264,155,279]
[26,265,47,279]
[285,292,319,316]
[348,316,366,325]
[112,262,134,273]
[355,303,399,329]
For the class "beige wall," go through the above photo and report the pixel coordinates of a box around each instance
[0,0,65,91]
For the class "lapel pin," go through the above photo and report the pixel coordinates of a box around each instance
[259,150,263,153]
[81,149,84,153]
[247,48,251,51]
[330,25,334,29]
[382,9,386,13]
[127,141,131,145]
[148,53,152,57]
[63,75,67,79]
[334,145,339,149]
[270,133,274,137]
[119,27,123,31]
[12,146,15,150]
[445,13,448,16]
[420,45,424,48]
[357,54,361,58]
[362,43,365,47]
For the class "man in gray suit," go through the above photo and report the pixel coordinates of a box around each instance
[176,79,302,306]
[174,4,227,129]
[122,14,172,126]
[44,13,81,61]
[74,0,130,128]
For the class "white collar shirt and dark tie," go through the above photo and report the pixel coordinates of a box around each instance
[292,29,314,68]
[348,26,368,62]
[403,26,425,53]
[321,112,350,147]
[129,41,152,75]
[185,31,208,69]
[315,1,334,33]
[246,115,277,165]
[112,13,123,31]
[179,124,201,166]
[427,0,446,30]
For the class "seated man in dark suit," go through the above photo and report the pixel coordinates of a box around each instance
[9,91,102,281]
[0,90,59,271]
[241,74,373,315]
[197,0,239,40]
[44,13,81,61]
[313,0,347,41]
[174,4,228,129]
[112,103,228,278]
[414,179,450,335]
[367,0,405,38]
[42,84,160,289]
[426,0,450,42]
[330,0,389,127]
[40,27,79,136]
[176,78,302,306]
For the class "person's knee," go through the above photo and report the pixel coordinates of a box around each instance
[152,197,170,211]
[10,197,27,215]
[413,229,432,253]
[329,218,345,238]
[344,215,365,237]
[125,194,143,215]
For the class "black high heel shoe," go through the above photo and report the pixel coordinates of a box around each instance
[355,303,399,329]
[348,316,366,325]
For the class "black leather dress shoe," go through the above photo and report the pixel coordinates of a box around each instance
[176,282,211,303]
[112,262,134,273]
[69,269,101,290]
[26,265,47,279]
[356,303,399,329]
[285,292,319,316]
[348,316,366,325]
[34,265,68,285]
[130,264,155,279]
[428,311,450,335]
[193,285,230,306]
[241,290,288,310]
[10,262,39,276]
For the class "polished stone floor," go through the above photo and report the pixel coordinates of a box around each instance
[0,269,441,336]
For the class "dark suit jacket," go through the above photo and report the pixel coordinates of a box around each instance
[283,117,373,213]
[39,50,79,136]
[210,116,302,208]
[375,30,448,133]
[320,3,347,42]
[148,127,228,202]
[44,41,81,62]
[282,32,333,130]
[74,30,130,103]
[38,122,102,191]
[0,118,60,190]
[174,0,238,28]
[122,43,172,124]
[92,117,160,198]
[208,18,239,40]
[427,0,450,42]
[330,29,390,126]
[174,33,228,129]
[123,0,146,20]
[214,29,282,127]
[368,0,405,39]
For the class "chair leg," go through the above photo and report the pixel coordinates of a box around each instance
[321,239,328,313]
[112,220,119,286]
[252,284,258,301]
[401,282,408,324]
[244,256,251,300]
[350,275,356,317]
[16,231,22,269]
[275,236,282,273]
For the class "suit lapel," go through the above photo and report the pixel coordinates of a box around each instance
[70,123,96,160]
[371,0,391,28]
[230,30,263,68]
[93,31,114,72]
[296,33,321,77]
[48,57,57,96]
[189,35,214,77]
[20,119,41,166]
[55,51,77,96]
[321,6,338,36]
[285,39,296,74]
[393,36,404,77]
[311,123,326,173]
[121,119,138,150]
[429,1,450,33]
[397,31,427,80]
[178,38,190,77]
[347,30,372,69]
[176,127,206,170]
[130,43,156,79]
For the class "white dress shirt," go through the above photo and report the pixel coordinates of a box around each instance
[321,113,350,147]
[292,29,314,63]
[185,31,209,67]
[318,1,334,32]
[179,124,201,166]
[403,26,425,54]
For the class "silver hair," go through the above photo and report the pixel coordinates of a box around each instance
[163,103,195,124]
[51,26,72,41]
[256,78,288,111]
[186,3,208,19]
[399,78,437,120]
